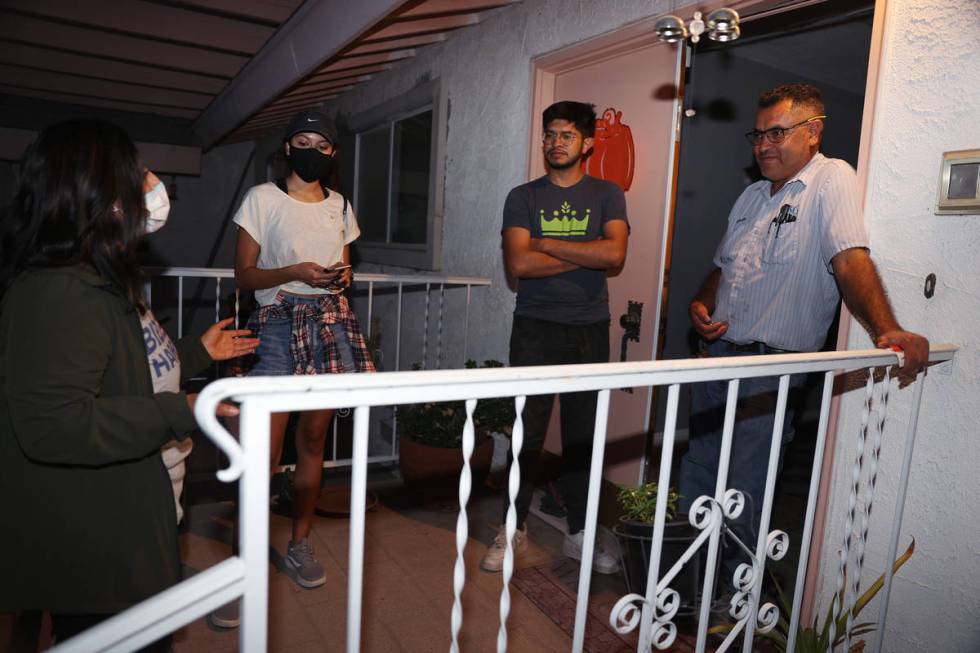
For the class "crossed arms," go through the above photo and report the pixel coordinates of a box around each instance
[502,219,629,279]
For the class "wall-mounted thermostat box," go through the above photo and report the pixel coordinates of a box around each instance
[936,149,980,214]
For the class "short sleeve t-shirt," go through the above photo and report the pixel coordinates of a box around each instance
[141,310,180,394]
[233,182,360,306]
[141,309,192,522]
[502,175,628,324]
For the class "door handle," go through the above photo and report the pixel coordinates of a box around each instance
[618,300,643,393]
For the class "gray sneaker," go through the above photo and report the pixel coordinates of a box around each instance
[285,538,327,588]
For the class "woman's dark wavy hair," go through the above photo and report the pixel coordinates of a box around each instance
[0,120,147,310]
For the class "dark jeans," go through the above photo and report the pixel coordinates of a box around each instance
[504,315,610,533]
[677,339,806,590]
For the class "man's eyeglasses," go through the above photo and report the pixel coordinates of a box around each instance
[543,131,580,144]
[744,115,826,146]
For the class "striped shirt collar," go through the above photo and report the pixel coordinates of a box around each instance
[755,151,826,197]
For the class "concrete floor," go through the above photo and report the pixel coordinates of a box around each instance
[2,465,800,652]
[168,480,640,653]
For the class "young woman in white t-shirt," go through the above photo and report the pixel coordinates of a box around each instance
[231,108,375,596]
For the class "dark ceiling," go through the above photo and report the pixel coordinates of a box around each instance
[0,0,520,149]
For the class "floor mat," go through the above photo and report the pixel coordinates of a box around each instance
[510,559,637,653]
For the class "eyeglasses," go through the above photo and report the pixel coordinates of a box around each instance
[543,130,580,144]
[744,115,826,146]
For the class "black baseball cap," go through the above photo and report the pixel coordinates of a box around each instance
[284,108,338,145]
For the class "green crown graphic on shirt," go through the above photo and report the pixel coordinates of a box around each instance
[540,201,590,236]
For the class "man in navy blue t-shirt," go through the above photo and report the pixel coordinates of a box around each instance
[480,101,629,574]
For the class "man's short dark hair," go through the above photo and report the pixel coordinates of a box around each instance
[543,101,597,139]
[759,84,825,117]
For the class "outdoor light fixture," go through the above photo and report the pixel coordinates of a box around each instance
[655,7,740,45]
[706,8,740,41]
[653,14,688,43]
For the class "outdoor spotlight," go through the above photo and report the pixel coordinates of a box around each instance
[709,24,740,42]
[654,14,687,43]
[707,8,740,31]
[655,7,741,45]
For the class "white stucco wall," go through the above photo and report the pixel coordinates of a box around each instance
[322,0,674,368]
[817,2,980,651]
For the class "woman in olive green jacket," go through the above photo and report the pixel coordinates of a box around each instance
[0,120,257,643]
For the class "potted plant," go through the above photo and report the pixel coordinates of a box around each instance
[708,538,916,652]
[614,483,701,610]
[398,360,515,502]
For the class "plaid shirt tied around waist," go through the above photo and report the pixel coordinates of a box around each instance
[247,292,376,375]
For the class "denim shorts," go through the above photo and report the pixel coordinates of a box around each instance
[248,295,357,376]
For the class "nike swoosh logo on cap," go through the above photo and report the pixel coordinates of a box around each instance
[306,117,319,122]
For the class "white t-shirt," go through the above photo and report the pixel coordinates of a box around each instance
[232,182,360,306]
[141,310,193,523]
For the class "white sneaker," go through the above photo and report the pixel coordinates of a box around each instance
[480,525,528,572]
[563,531,619,574]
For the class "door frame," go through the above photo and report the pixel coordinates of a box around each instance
[527,17,686,487]
[524,0,889,625]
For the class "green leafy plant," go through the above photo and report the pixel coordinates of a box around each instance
[709,537,916,652]
[399,359,515,449]
[617,482,680,523]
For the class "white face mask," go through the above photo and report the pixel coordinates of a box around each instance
[144,180,171,234]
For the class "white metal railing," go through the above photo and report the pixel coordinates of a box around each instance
[143,266,492,469]
[52,344,955,652]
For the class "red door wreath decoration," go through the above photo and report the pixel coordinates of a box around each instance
[583,107,635,192]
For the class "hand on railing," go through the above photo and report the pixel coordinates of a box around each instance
[200,317,259,361]
[876,331,929,387]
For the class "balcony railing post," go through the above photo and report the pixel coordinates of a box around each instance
[638,383,681,651]
[177,276,184,338]
[694,378,740,648]
[450,399,478,653]
[786,370,835,653]
[463,284,472,362]
[238,399,271,653]
[346,405,371,653]
[497,394,527,653]
[741,374,791,652]
[873,369,927,653]
[571,389,612,653]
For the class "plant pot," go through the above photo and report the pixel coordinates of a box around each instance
[398,431,493,504]
[613,515,701,613]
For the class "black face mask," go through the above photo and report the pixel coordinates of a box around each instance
[287,147,333,183]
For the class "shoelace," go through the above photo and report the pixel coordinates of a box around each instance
[291,540,317,564]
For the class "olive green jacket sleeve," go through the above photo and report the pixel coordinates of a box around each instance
[177,334,213,384]
[3,270,210,466]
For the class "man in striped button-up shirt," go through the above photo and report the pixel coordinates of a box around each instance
[678,84,928,594]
